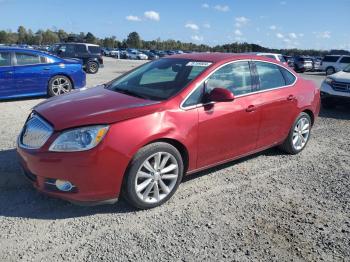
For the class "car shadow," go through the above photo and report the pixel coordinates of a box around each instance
[0,147,281,220]
[0,95,47,103]
[319,105,350,120]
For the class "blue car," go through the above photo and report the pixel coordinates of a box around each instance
[0,47,86,100]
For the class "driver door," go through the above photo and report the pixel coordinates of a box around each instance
[196,61,261,168]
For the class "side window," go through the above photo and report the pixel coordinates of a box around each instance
[206,62,252,96]
[339,57,350,63]
[182,83,204,107]
[15,53,41,65]
[75,44,87,53]
[65,45,75,55]
[323,56,340,63]
[280,67,296,85]
[255,62,286,90]
[140,64,179,85]
[263,55,277,60]
[0,52,11,67]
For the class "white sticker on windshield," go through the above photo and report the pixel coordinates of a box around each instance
[186,61,212,67]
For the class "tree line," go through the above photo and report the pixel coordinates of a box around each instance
[0,26,349,57]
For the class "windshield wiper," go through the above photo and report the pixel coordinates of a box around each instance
[113,88,149,99]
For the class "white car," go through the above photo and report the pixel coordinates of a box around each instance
[320,64,350,108]
[256,53,288,65]
[320,55,350,75]
[126,51,148,60]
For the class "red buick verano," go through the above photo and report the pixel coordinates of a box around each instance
[17,53,320,209]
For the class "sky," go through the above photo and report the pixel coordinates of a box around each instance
[0,0,349,50]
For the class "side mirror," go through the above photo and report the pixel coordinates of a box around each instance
[207,87,235,102]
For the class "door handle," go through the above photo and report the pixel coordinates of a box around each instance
[246,105,257,112]
[287,95,295,101]
[43,68,51,71]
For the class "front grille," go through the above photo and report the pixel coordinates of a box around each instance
[20,114,53,149]
[332,81,350,93]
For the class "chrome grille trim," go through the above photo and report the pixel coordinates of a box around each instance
[332,81,350,93]
[19,114,53,149]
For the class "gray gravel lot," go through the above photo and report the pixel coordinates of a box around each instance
[0,57,349,261]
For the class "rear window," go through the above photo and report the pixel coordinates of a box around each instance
[88,46,101,54]
[339,56,350,63]
[323,56,340,63]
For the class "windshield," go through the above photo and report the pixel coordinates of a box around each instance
[107,58,212,101]
[344,64,350,73]
[88,46,101,54]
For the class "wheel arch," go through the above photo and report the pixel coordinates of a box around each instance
[47,73,75,91]
[302,109,315,126]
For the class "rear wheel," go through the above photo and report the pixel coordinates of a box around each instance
[48,75,72,97]
[279,112,311,154]
[123,142,183,209]
[326,67,335,75]
[86,61,99,74]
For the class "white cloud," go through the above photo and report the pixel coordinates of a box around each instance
[280,1,287,5]
[235,29,243,36]
[191,35,204,42]
[276,33,284,39]
[202,3,209,8]
[317,31,331,39]
[235,16,249,28]
[269,25,277,31]
[289,33,297,39]
[144,11,160,21]
[299,33,304,37]
[185,23,199,30]
[203,23,211,29]
[125,15,141,22]
[214,5,230,12]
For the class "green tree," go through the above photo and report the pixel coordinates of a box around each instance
[126,32,142,48]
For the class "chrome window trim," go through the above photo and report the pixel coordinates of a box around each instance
[180,59,298,110]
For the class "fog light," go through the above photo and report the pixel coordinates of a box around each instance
[55,180,74,192]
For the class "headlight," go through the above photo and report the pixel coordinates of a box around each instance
[325,77,334,85]
[49,125,109,152]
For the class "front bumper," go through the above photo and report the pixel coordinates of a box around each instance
[16,138,129,205]
[321,82,350,99]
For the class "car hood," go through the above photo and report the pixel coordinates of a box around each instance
[34,86,160,130]
[331,71,350,82]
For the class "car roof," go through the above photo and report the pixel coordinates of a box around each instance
[164,52,282,64]
[0,46,46,53]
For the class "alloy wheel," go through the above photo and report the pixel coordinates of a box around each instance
[51,78,71,95]
[292,117,310,151]
[135,152,179,204]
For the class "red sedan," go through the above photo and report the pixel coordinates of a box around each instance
[17,53,320,209]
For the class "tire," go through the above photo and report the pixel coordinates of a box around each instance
[123,142,184,209]
[279,112,312,155]
[326,67,335,75]
[86,61,99,74]
[48,75,72,97]
[321,98,336,109]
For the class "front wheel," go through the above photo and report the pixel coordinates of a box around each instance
[123,142,184,209]
[48,75,72,97]
[86,61,99,74]
[279,112,312,154]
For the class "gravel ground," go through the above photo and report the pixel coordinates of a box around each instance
[0,57,349,261]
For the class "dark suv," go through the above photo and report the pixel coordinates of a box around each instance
[49,43,103,74]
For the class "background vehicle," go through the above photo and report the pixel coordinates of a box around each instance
[256,52,287,65]
[142,51,159,60]
[0,47,85,99]
[17,53,320,209]
[320,64,350,108]
[320,55,350,75]
[311,57,322,72]
[293,56,313,73]
[283,55,295,69]
[125,50,148,60]
[49,43,104,74]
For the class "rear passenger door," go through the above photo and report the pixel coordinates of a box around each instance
[14,52,52,95]
[0,51,14,97]
[252,61,298,149]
